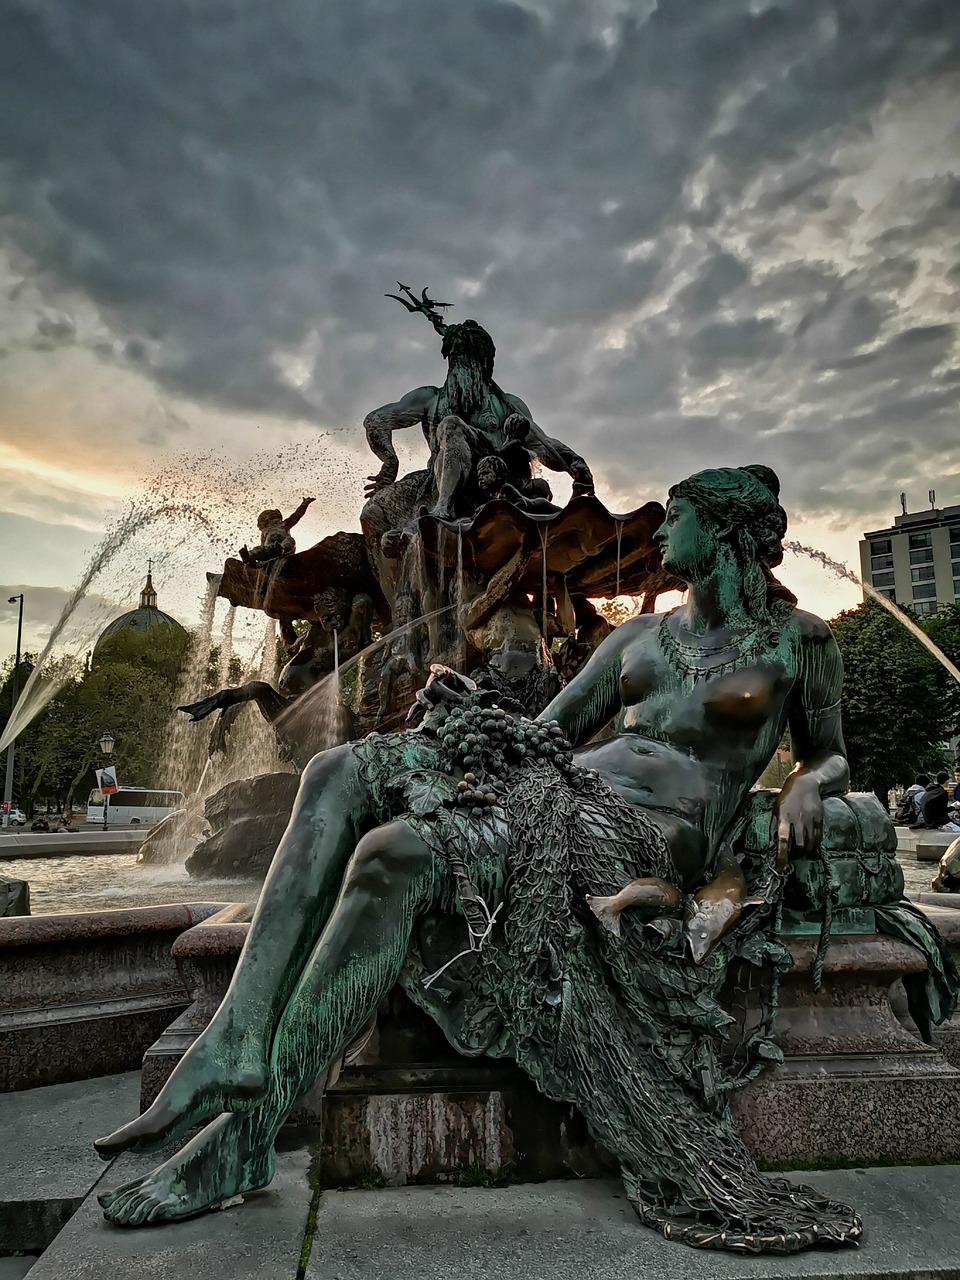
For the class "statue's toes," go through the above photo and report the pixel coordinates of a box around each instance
[99,1182,146,1222]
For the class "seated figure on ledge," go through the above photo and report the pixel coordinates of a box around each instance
[96,465,955,1254]
[361,287,593,526]
[239,497,314,566]
[470,453,561,518]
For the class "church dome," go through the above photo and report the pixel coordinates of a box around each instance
[93,570,185,655]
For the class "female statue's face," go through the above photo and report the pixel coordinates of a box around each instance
[655,497,715,582]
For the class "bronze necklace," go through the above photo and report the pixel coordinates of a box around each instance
[657,608,776,684]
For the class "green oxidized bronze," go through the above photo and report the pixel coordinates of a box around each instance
[96,464,957,1253]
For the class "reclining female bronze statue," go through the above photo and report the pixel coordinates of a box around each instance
[97,464,936,1252]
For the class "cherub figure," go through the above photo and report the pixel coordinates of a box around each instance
[240,498,314,565]
[473,454,560,516]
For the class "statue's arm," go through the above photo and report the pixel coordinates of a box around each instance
[776,615,850,861]
[363,385,438,494]
[538,620,632,744]
[347,592,374,644]
[461,544,531,634]
[283,497,314,531]
[504,394,594,496]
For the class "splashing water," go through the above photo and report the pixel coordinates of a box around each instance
[455,530,465,671]
[159,577,222,803]
[217,605,237,686]
[0,501,221,754]
[260,617,278,684]
[615,519,624,600]
[539,523,549,641]
[277,605,456,749]
[784,540,960,685]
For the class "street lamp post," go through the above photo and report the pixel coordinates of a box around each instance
[3,594,24,830]
[98,730,115,831]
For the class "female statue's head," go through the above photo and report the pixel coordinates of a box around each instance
[657,464,795,625]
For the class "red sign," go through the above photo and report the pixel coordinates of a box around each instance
[97,766,119,796]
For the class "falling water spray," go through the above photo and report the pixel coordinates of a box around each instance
[0,502,219,754]
[784,540,960,685]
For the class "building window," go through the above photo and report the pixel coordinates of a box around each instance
[871,554,894,571]
[955,578,960,597]
[910,547,935,565]
[878,588,896,600]
[912,583,937,600]
[871,538,893,556]
[950,527,960,549]
[953,559,960,578]
[914,600,939,617]
[909,532,933,549]
[911,565,936,583]
[872,571,896,588]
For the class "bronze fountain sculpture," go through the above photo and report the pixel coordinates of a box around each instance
[97,295,958,1255]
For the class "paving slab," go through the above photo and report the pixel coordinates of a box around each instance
[0,1071,141,1251]
[305,1169,960,1280]
[0,1260,36,1279]
[27,1144,314,1280]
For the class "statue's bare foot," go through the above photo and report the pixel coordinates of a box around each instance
[99,1113,275,1227]
[95,1039,267,1158]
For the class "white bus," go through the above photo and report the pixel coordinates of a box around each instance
[86,787,185,827]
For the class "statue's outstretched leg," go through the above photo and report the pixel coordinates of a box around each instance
[95,746,375,1158]
[178,681,288,725]
[99,819,436,1224]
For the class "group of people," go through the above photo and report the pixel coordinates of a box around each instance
[896,768,960,832]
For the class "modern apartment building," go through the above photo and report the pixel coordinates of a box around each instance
[859,495,960,617]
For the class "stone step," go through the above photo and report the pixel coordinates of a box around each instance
[27,1142,315,1280]
[0,1071,141,1253]
[304,1170,960,1280]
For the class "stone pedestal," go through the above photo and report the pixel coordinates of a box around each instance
[141,904,960,1182]
[730,930,960,1165]
[0,903,225,1091]
[912,895,960,1070]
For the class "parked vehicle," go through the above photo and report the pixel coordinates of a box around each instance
[3,808,26,827]
[85,787,185,827]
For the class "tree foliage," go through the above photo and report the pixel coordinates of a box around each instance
[830,599,950,796]
[0,625,193,814]
[922,601,960,732]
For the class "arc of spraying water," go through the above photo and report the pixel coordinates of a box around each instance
[784,540,960,686]
[276,604,457,734]
[0,501,221,755]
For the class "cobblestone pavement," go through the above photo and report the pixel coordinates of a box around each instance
[899,848,938,897]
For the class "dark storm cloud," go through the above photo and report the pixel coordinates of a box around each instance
[1,0,959,524]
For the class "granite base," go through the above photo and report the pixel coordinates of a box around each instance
[0,904,225,1091]
[139,905,960,1180]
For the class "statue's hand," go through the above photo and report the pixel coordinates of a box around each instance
[503,412,531,440]
[301,496,315,506]
[364,463,398,499]
[773,774,823,868]
[571,465,595,498]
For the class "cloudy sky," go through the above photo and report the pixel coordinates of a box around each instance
[1,0,959,653]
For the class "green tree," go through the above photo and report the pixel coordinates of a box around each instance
[0,625,194,814]
[831,599,949,804]
[923,601,960,738]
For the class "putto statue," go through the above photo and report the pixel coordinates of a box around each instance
[239,497,314,566]
[95,463,956,1253]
